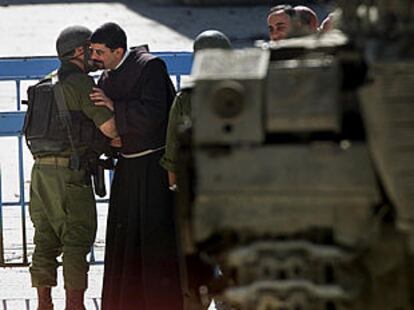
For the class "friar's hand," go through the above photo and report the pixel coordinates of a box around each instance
[90,87,114,111]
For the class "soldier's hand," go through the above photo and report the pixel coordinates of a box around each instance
[110,137,122,148]
[168,171,177,187]
[90,87,114,111]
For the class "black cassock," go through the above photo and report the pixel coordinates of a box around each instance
[99,46,182,310]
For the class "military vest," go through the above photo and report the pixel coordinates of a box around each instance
[23,77,108,157]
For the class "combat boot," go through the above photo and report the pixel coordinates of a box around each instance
[65,289,86,310]
[36,287,53,310]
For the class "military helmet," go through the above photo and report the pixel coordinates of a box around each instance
[193,30,232,52]
[56,25,92,58]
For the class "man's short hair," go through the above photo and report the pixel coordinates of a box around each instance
[90,22,127,51]
[294,6,319,32]
[267,4,295,18]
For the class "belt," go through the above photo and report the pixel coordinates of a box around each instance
[121,146,165,159]
[35,156,71,167]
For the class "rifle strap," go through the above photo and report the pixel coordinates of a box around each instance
[52,74,81,169]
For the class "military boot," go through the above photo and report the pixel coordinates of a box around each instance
[36,287,54,310]
[65,289,86,310]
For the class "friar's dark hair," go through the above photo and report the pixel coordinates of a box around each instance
[90,22,127,51]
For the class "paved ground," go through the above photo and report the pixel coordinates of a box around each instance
[0,205,108,309]
[0,0,273,57]
[0,1,331,309]
[0,265,104,309]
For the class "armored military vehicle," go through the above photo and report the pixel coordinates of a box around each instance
[178,1,414,309]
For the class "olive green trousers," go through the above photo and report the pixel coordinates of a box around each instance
[29,162,97,289]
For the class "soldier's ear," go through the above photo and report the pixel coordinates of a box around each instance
[73,46,84,58]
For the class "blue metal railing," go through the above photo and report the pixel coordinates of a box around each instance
[0,52,193,135]
[0,164,3,265]
[0,52,193,267]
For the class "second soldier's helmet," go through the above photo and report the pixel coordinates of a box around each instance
[56,25,92,59]
[193,30,232,52]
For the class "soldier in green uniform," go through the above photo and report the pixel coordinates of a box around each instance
[26,26,118,310]
[160,30,232,189]
[160,30,231,308]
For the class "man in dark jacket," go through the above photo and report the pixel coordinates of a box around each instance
[89,22,182,310]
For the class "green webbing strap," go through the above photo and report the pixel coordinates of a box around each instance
[52,76,81,169]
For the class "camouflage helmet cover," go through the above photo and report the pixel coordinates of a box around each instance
[56,25,92,58]
[193,30,232,52]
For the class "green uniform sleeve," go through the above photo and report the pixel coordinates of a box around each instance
[63,74,113,127]
[160,90,191,172]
